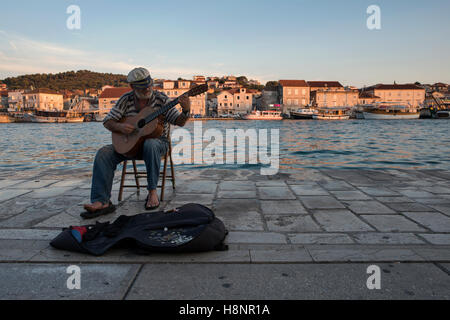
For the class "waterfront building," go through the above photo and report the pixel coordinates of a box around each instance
[193,75,206,82]
[358,91,381,105]
[311,87,359,107]
[307,81,343,92]
[156,80,207,116]
[7,91,24,111]
[216,87,255,115]
[432,82,448,93]
[364,83,426,108]
[0,91,8,109]
[23,89,64,111]
[278,80,310,113]
[206,93,218,117]
[98,87,131,114]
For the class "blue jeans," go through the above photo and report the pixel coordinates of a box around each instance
[90,138,169,204]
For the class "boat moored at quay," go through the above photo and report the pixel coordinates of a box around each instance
[362,103,420,119]
[312,107,351,120]
[290,108,319,119]
[242,110,283,120]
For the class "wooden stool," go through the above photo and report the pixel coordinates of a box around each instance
[118,137,175,202]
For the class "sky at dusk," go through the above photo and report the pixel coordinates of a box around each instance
[0,0,449,87]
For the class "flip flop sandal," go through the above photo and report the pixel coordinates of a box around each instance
[145,194,160,211]
[80,201,116,219]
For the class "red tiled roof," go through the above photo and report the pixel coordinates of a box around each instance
[370,84,424,90]
[99,87,131,99]
[279,80,308,87]
[307,81,343,88]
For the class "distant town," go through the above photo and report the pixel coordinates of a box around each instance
[0,72,449,122]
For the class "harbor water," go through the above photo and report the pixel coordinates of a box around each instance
[1,119,449,172]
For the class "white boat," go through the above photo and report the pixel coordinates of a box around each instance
[290,108,318,119]
[95,113,107,122]
[242,110,283,120]
[363,103,420,120]
[312,107,351,120]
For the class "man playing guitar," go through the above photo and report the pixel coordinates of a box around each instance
[82,67,190,218]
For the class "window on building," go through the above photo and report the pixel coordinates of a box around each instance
[246,96,249,100]
[295,89,298,95]
[288,89,291,95]
[302,89,306,95]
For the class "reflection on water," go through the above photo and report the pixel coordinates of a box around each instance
[0,120,449,172]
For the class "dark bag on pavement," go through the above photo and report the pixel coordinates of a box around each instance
[50,203,229,256]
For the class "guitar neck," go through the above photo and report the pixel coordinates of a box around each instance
[139,97,180,128]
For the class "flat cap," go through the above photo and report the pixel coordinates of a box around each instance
[127,67,153,89]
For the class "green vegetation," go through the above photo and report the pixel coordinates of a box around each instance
[2,70,128,91]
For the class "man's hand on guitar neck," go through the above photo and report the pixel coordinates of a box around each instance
[179,94,191,114]
[104,120,135,135]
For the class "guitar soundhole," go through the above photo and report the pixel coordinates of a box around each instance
[138,119,146,128]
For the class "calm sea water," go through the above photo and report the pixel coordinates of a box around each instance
[1,120,449,172]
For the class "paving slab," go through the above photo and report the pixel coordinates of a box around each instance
[9,180,59,189]
[0,229,59,240]
[289,184,330,196]
[312,210,374,232]
[361,215,427,232]
[219,180,256,191]
[126,263,450,299]
[175,180,218,194]
[394,188,436,198]
[260,200,307,215]
[216,211,265,231]
[413,248,450,261]
[168,193,215,205]
[357,186,400,197]
[375,196,415,203]
[330,190,372,200]
[317,180,356,191]
[257,187,296,200]
[386,202,436,212]
[299,196,346,209]
[344,200,396,214]
[427,204,450,216]
[288,233,354,244]
[255,180,288,187]
[307,247,424,262]
[217,190,257,199]
[419,234,450,245]
[402,212,450,233]
[265,215,322,232]
[0,180,26,189]
[250,248,312,262]
[28,187,75,199]
[0,263,140,300]
[225,231,287,244]
[352,233,425,245]
[0,240,49,261]
[0,189,32,203]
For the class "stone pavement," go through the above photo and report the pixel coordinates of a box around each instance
[0,167,449,299]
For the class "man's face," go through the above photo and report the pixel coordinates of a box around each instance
[133,85,153,100]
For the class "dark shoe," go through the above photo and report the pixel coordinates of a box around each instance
[81,201,116,219]
[145,194,160,211]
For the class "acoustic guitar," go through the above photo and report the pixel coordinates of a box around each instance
[112,84,208,157]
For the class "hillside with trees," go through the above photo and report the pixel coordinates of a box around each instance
[2,70,128,91]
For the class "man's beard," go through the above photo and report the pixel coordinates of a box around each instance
[135,90,153,100]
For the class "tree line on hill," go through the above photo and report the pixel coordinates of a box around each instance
[2,70,128,91]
